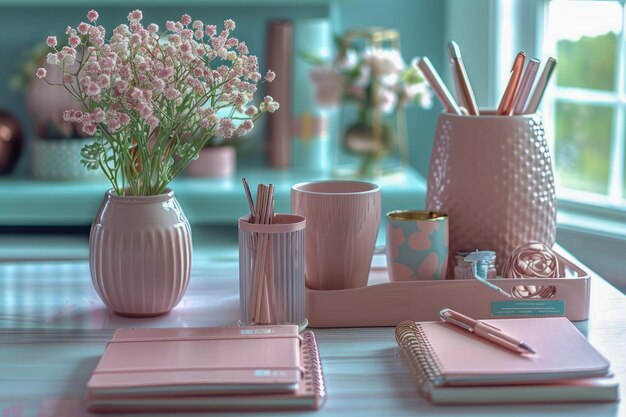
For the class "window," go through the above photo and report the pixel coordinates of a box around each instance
[543,0,626,207]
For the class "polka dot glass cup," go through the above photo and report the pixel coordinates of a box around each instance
[386,210,449,281]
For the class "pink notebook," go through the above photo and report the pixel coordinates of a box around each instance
[396,317,610,387]
[87,331,326,412]
[87,325,303,396]
[423,375,620,404]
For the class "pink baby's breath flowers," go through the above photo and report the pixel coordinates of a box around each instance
[83,124,97,135]
[260,96,279,113]
[245,106,258,116]
[192,20,203,30]
[77,22,90,34]
[224,19,235,30]
[128,9,142,22]
[165,87,181,101]
[205,25,216,37]
[180,14,192,26]
[87,10,99,23]
[37,9,278,196]
[69,35,81,48]
[87,83,101,96]
[264,70,276,82]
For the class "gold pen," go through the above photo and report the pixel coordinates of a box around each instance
[448,41,479,115]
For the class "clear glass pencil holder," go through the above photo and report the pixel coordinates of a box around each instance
[238,214,307,330]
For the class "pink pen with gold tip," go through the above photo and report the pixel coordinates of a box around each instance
[512,58,540,115]
[496,52,526,115]
[439,308,537,354]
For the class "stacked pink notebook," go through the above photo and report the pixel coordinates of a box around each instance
[396,317,619,404]
[87,325,325,412]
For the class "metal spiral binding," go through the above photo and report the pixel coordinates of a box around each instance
[301,331,326,403]
[395,321,445,398]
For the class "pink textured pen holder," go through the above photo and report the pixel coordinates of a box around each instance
[426,111,556,276]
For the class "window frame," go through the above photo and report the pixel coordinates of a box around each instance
[542,0,626,214]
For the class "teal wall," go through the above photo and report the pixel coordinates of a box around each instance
[0,0,446,176]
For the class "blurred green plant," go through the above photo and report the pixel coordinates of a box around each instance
[556,32,617,91]
[553,32,618,195]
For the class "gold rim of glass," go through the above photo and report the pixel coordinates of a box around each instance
[386,210,447,221]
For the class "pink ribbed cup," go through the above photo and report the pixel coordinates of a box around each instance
[89,189,193,317]
[426,111,557,276]
[292,180,381,290]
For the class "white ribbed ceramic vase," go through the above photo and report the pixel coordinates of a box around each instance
[426,112,557,276]
[89,189,193,317]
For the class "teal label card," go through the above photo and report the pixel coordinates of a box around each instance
[491,300,565,317]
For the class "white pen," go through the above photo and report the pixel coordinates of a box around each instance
[417,57,463,115]
[524,57,557,114]
[448,41,479,115]
[512,58,540,115]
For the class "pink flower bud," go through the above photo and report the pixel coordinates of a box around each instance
[69,35,81,48]
[63,110,74,122]
[205,25,216,37]
[83,124,97,136]
[87,83,101,96]
[264,70,276,82]
[245,106,258,116]
[87,10,99,23]
[224,19,236,30]
[166,21,176,32]
[77,22,89,34]
[127,9,143,22]
[36,68,47,78]
[46,36,57,48]
[180,14,192,26]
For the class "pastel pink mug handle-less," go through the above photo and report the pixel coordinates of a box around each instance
[291,180,381,290]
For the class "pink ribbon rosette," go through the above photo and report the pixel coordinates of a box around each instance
[502,241,563,298]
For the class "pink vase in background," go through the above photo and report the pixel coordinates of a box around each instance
[186,146,236,178]
[426,111,556,276]
[89,189,193,316]
[26,59,83,138]
[291,180,381,290]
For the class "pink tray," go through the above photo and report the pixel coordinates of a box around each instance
[305,254,590,328]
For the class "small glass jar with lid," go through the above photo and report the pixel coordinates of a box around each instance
[454,250,497,280]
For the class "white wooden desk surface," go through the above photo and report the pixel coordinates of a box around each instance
[0,253,624,417]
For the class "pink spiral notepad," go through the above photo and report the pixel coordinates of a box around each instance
[396,317,618,404]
